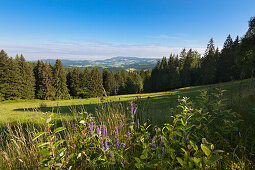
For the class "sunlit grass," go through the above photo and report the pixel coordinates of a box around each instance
[0,78,252,125]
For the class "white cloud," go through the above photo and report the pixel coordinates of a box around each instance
[0,40,206,60]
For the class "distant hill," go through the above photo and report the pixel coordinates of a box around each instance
[33,56,159,72]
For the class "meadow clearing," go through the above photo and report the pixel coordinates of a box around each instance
[0,78,253,126]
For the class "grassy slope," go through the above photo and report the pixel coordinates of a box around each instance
[0,79,253,125]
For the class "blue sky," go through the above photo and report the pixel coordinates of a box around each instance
[0,0,254,60]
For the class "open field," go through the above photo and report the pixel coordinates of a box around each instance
[0,79,253,125]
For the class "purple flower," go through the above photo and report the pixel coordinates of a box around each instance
[162,147,164,155]
[96,126,100,135]
[129,122,134,127]
[186,134,189,141]
[131,104,134,114]
[134,107,137,116]
[101,125,107,138]
[115,126,119,136]
[159,136,163,146]
[88,122,93,136]
[152,136,156,148]
[115,135,119,150]
[121,159,125,167]
[105,140,109,149]
[100,140,104,151]
[120,143,126,148]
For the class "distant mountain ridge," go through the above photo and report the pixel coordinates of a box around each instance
[32,56,160,71]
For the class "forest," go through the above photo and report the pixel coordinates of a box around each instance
[1,16,255,101]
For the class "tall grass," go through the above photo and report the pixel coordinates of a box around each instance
[0,87,254,169]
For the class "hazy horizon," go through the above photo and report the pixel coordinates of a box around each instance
[1,0,254,60]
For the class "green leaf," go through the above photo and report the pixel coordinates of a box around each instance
[54,127,66,134]
[176,157,184,166]
[201,144,211,156]
[46,117,51,124]
[39,149,51,156]
[213,150,224,153]
[202,138,208,144]
[38,142,50,148]
[208,155,221,164]
[77,153,82,159]
[33,132,45,141]
[53,139,65,148]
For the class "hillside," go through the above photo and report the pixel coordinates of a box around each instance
[34,56,159,71]
[0,78,253,125]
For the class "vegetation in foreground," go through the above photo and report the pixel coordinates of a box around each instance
[0,87,255,169]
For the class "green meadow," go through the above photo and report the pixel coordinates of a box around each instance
[0,78,253,125]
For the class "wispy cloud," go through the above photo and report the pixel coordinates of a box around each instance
[0,39,206,60]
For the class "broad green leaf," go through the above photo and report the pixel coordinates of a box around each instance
[54,127,66,134]
[176,157,184,166]
[39,149,51,156]
[201,144,211,156]
[208,155,221,164]
[33,132,45,141]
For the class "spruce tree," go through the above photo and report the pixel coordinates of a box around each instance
[90,68,104,97]
[42,62,56,100]
[201,38,218,84]
[103,69,117,96]
[79,68,91,98]
[0,54,21,100]
[16,54,35,99]
[67,68,81,98]
[0,50,10,100]
[217,35,234,82]
[53,59,69,99]
[34,60,44,99]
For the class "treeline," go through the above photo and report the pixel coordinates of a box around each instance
[0,17,254,101]
[0,52,144,100]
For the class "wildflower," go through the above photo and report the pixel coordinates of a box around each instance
[121,159,125,168]
[134,107,137,116]
[100,140,104,151]
[186,134,189,141]
[105,140,109,149]
[131,103,134,114]
[159,136,163,146]
[88,122,93,136]
[115,126,119,136]
[120,143,126,148]
[184,131,189,141]
[101,125,107,138]
[96,126,100,135]
[115,135,119,150]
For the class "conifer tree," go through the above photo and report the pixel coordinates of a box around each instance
[79,68,91,98]
[16,55,35,99]
[217,35,235,82]
[0,50,10,100]
[67,68,81,98]
[115,69,127,94]
[201,38,218,84]
[53,59,69,99]
[90,68,104,97]
[103,69,117,96]
[0,53,21,100]
[42,62,56,100]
